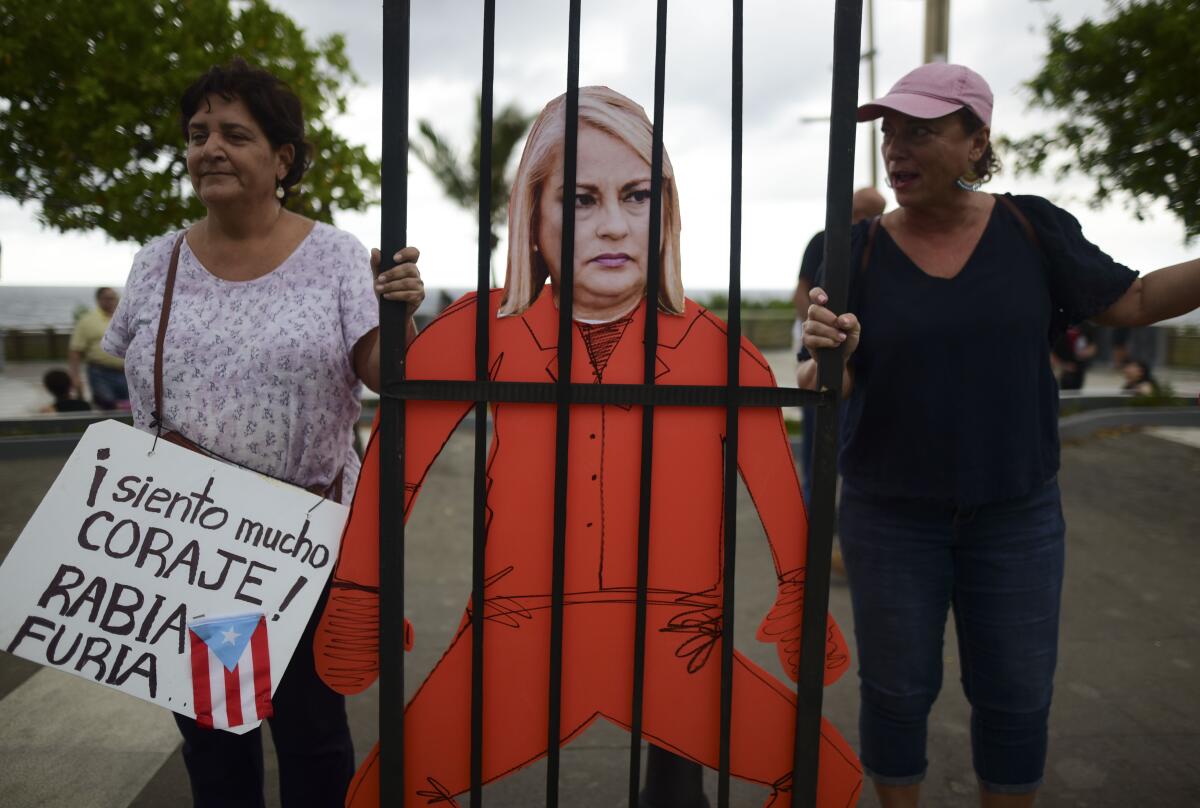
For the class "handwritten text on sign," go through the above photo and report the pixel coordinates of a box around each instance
[0,420,349,731]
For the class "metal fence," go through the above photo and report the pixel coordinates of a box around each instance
[375,2,864,806]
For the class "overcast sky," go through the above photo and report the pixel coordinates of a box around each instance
[1,0,1193,295]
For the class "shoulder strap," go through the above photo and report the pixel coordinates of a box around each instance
[153,232,186,428]
[993,193,1042,253]
[860,215,881,275]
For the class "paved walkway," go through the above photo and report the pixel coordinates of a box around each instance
[1,422,1198,806]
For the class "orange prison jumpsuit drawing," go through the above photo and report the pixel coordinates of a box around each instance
[315,289,863,807]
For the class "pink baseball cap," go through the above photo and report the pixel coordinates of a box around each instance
[857,62,993,126]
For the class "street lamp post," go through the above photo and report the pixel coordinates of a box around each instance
[799,0,879,189]
[924,0,949,63]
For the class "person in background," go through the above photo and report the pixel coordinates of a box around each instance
[39,368,92,413]
[103,58,423,808]
[800,62,1200,807]
[793,187,886,503]
[793,188,885,579]
[1050,321,1098,390]
[68,286,127,409]
[1121,359,1161,397]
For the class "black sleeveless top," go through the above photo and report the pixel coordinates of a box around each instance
[825,194,1137,507]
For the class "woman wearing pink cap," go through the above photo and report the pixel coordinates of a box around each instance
[798,62,1200,807]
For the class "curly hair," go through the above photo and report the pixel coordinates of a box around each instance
[957,108,1000,184]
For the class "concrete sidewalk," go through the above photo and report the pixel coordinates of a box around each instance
[1,422,1198,806]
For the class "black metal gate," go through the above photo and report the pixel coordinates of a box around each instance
[375,2,864,805]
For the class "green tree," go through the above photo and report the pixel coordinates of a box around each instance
[0,0,378,243]
[1002,0,1200,242]
[411,98,535,254]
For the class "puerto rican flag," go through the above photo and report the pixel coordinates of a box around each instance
[188,613,273,731]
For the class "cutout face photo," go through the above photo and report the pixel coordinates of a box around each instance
[536,125,654,322]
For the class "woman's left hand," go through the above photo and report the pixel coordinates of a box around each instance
[372,246,424,308]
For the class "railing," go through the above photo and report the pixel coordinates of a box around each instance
[370,2,859,806]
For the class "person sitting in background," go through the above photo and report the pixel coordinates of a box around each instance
[68,286,128,409]
[1121,359,1161,397]
[39,369,92,413]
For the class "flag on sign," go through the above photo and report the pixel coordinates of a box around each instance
[188,613,273,730]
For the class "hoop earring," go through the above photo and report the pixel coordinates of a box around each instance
[956,168,982,192]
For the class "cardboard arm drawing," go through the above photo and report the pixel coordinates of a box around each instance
[314,299,476,694]
[736,355,849,686]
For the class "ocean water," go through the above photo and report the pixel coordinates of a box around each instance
[0,286,112,330]
[0,285,795,330]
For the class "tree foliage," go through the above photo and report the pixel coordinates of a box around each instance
[411,98,535,249]
[1003,0,1200,242]
[0,0,379,243]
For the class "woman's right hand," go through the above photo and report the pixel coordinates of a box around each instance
[802,286,860,360]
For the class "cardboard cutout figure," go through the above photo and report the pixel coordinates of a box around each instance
[316,87,862,807]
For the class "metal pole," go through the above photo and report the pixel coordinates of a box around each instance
[866,0,878,187]
[545,3,582,804]
[924,0,950,63]
[792,0,863,805]
[469,3,496,804]
[716,2,743,805]
[628,2,668,804]
[379,1,411,805]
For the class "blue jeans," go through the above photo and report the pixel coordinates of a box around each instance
[839,478,1065,794]
[86,362,129,409]
[800,404,816,503]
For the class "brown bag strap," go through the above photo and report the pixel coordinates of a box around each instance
[860,215,882,275]
[152,231,187,430]
[993,193,1043,254]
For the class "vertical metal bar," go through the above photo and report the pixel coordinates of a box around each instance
[546,2,582,805]
[470,2,496,804]
[717,2,743,805]
[628,2,669,804]
[379,1,411,806]
[792,1,863,806]
[865,0,878,187]
[923,0,950,62]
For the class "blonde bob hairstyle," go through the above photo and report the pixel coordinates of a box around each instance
[498,85,684,317]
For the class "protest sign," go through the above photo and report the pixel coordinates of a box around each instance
[0,420,349,733]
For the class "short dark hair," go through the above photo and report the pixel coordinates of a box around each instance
[95,286,115,300]
[179,57,312,201]
[957,108,1000,184]
[1124,359,1154,380]
[43,369,72,398]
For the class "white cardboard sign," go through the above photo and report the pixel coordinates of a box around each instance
[0,420,349,732]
